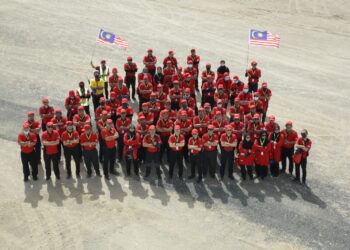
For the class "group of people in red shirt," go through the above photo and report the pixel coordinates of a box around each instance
[18,48,312,185]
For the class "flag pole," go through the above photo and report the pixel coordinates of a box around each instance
[90,28,101,63]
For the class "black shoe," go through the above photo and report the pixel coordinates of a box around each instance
[292,178,300,182]
[56,176,60,180]
[229,175,235,180]
[33,176,38,181]
[24,177,29,182]
[46,176,51,181]
[196,178,202,183]
[76,173,81,179]
[188,175,195,179]
[67,174,71,179]
[96,173,102,177]
[99,158,103,164]
[87,173,92,178]
[105,175,110,180]
[157,173,162,179]
[110,169,119,176]
[144,172,150,178]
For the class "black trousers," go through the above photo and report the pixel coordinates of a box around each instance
[41,121,47,132]
[138,147,146,162]
[202,96,215,108]
[104,81,109,99]
[203,150,217,177]
[255,165,268,179]
[171,101,179,111]
[125,76,136,98]
[44,152,60,179]
[145,151,161,176]
[220,150,234,178]
[183,135,190,162]
[295,158,307,182]
[21,151,38,179]
[281,147,294,173]
[117,136,124,160]
[160,135,170,162]
[57,141,63,161]
[92,94,103,113]
[103,147,116,177]
[83,148,100,175]
[148,69,156,78]
[240,165,253,180]
[35,134,41,163]
[168,150,184,177]
[248,82,258,93]
[84,105,90,117]
[98,134,105,161]
[270,160,280,177]
[125,153,139,175]
[63,146,80,175]
[190,153,202,178]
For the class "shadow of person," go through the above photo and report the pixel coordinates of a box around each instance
[127,176,149,200]
[221,177,249,206]
[46,180,67,206]
[63,178,85,205]
[172,179,196,208]
[239,179,266,203]
[86,177,104,201]
[149,179,170,206]
[105,177,127,202]
[257,176,283,203]
[205,179,230,205]
[37,162,45,180]
[291,181,327,209]
[24,180,44,208]
[270,174,300,201]
[193,182,215,209]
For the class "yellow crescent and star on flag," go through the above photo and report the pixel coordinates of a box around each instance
[250,29,267,40]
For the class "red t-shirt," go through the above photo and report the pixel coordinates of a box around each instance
[156,118,173,137]
[212,119,228,137]
[42,130,60,155]
[143,134,161,153]
[143,55,157,70]
[202,133,219,151]
[193,115,210,136]
[281,129,298,149]
[168,134,185,151]
[247,68,261,84]
[39,106,55,125]
[138,82,153,99]
[124,63,138,77]
[51,116,67,136]
[188,137,203,155]
[296,137,312,158]
[73,114,91,133]
[115,118,131,134]
[18,132,37,153]
[61,130,79,148]
[230,121,244,140]
[220,133,237,152]
[101,128,118,149]
[80,132,98,151]
[175,119,193,136]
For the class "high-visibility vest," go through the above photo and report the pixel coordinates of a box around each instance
[77,87,90,106]
[99,66,109,82]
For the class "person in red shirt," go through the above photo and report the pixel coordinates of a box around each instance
[101,119,119,179]
[211,99,226,118]
[229,99,244,122]
[124,56,138,100]
[247,113,264,140]
[201,63,215,84]
[182,88,196,111]
[112,77,129,101]
[39,98,54,131]
[149,93,161,123]
[212,111,227,138]
[18,123,38,181]
[137,75,153,111]
[245,60,261,92]
[108,67,120,92]
[116,98,134,119]
[61,121,80,179]
[249,92,264,115]
[115,109,131,161]
[294,129,312,184]
[168,125,185,179]
[201,75,216,107]
[216,72,232,93]
[107,91,118,124]
[51,108,67,162]
[187,49,200,91]
[181,73,196,99]
[238,132,255,180]
[254,130,272,180]
[188,129,203,182]
[230,114,244,146]
[73,106,91,134]
[80,124,101,177]
[193,107,209,137]
[281,121,298,174]
[203,102,214,121]
[164,100,177,122]
[265,115,278,135]
[237,84,252,114]
[202,125,219,178]
[136,115,149,163]
[171,66,184,87]
[123,124,140,176]
[229,75,244,106]
[220,125,237,180]
[65,90,81,121]
[142,125,162,178]
[163,60,175,91]
[169,80,182,111]
[257,81,272,122]
[269,124,284,177]
[143,48,157,77]
[163,50,178,69]
[184,60,198,86]
[156,109,173,163]
[214,85,228,108]
[24,112,42,163]
[175,111,193,162]
[138,102,154,125]
[154,67,164,91]
[42,122,60,180]
[155,84,167,110]
[177,99,195,120]
[95,97,112,120]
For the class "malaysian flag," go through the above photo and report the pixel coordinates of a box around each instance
[249,29,280,48]
[96,28,128,49]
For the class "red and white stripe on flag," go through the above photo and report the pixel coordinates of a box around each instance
[249,32,280,48]
[115,37,128,49]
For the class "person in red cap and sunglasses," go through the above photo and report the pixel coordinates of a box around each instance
[156,109,173,163]
[18,123,38,181]
[229,76,244,106]
[168,125,185,179]
[281,121,298,174]
[269,124,284,177]
[137,75,153,112]
[220,125,237,180]
[265,115,278,135]
[124,124,141,176]
[163,50,178,69]
[61,121,80,179]
[108,68,120,93]
[142,125,162,178]
[115,109,131,161]
[201,63,215,85]
[245,60,261,93]
[136,115,149,163]
[257,81,272,122]
[73,106,91,134]
[101,119,119,179]
[39,98,54,131]
[143,48,157,78]
[65,90,81,121]
[294,129,312,184]
[42,122,61,180]
[187,49,200,91]
[23,112,42,164]
[188,129,203,182]
[202,125,219,178]
[80,124,101,178]
[124,56,138,100]
[51,108,67,162]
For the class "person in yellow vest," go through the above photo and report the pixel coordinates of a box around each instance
[91,59,110,98]
[76,81,91,116]
[90,71,105,113]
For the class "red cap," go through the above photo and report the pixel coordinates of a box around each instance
[122,98,128,104]
[216,111,221,116]
[55,108,62,113]
[192,129,198,135]
[181,111,187,116]
[127,56,132,61]
[69,90,75,97]
[233,75,239,80]
[168,50,174,54]
[234,97,240,103]
[110,92,116,98]
[174,125,180,130]
[149,125,155,130]
[166,60,171,64]
[206,63,211,67]
[262,81,267,87]
[22,123,30,129]
[27,111,35,116]
[143,75,148,80]
[184,88,190,93]
[187,60,193,64]
[142,102,149,107]
[101,60,106,63]
[78,106,84,111]
[208,125,214,130]
[99,97,106,103]
[286,120,293,126]
[118,76,123,82]
[180,99,186,104]
[224,72,229,76]
[251,60,257,65]
[234,114,240,119]
[173,80,179,85]
[66,121,73,126]
[42,98,49,103]
[198,107,205,112]
[254,92,259,96]
[150,92,157,97]
[243,84,249,89]
[204,103,210,108]
[120,109,126,113]
[218,84,224,89]
[191,48,196,52]
[138,115,145,120]
[157,84,163,89]
[253,114,260,119]
[147,48,153,52]
[84,124,91,130]
[107,119,113,124]
[100,111,107,116]
[208,75,214,80]
[225,125,233,130]
[46,122,54,127]
[249,104,256,109]
[217,99,222,104]
[112,68,117,73]
[269,115,275,121]
[185,73,191,78]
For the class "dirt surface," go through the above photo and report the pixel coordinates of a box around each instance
[0,0,350,249]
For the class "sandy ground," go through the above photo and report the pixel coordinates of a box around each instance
[0,0,350,249]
